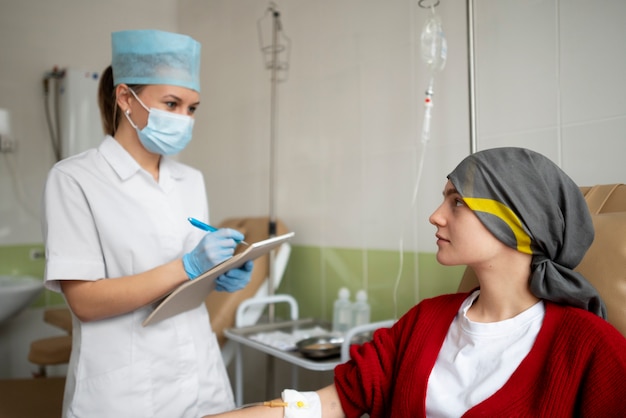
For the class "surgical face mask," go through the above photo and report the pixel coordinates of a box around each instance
[124,89,195,155]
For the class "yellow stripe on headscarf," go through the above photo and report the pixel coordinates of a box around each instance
[463,197,533,254]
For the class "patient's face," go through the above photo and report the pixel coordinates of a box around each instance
[429,180,508,268]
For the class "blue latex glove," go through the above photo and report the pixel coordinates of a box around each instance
[182,228,245,279]
[215,260,254,292]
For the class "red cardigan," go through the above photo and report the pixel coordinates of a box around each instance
[334,292,626,417]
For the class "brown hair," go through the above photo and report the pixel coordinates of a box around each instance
[97,65,144,136]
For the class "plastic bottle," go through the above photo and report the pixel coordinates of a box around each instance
[352,289,371,327]
[332,287,352,334]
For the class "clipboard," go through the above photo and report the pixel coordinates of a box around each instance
[142,232,295,326]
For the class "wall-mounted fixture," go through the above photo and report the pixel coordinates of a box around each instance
[0,108,15,153]
[43,68,102,161]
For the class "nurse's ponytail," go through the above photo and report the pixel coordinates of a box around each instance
[98,65,145,137]
[98,65,118,136]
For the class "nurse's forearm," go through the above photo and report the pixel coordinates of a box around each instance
[61,258,188,322]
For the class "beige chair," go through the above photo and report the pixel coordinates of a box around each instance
[207,217,290,351]
[458,184,626,338]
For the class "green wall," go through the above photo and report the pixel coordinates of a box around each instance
[0,243,64,307]
[277,245,465,322]
[0,244,466,318]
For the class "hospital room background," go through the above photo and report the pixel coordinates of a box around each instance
[0,0,624,404]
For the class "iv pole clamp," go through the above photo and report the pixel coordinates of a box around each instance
[257,1,291,399]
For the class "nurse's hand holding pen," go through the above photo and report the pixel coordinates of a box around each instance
[182,218,253,291]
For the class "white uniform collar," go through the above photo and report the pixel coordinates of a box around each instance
[99,136,186,183]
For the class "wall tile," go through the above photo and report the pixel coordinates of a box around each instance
[559,0,626,123]
[475,0,559,136]
[562,118,626,185]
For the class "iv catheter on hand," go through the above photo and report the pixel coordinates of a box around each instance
[236,389,321,416]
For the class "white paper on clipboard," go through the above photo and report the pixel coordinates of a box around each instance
[142,232,295,326]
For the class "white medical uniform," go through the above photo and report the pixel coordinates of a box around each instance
[43,136,235,418]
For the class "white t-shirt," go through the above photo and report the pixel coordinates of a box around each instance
[426,290,545,417]
[42,136,234,417]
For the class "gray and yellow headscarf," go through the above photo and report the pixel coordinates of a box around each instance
[448,147,607,318]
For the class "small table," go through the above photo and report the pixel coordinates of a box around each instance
[225,317,340,369]
[224,294,395,406]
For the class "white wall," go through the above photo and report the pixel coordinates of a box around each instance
[179,0,626,256]
[3,0,622,250]
[473,0,626,185]
[0,0,179,245]
[179,0,470,254]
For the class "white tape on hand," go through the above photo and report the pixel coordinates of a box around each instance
[281,389,322,418]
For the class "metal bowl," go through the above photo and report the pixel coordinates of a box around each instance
[296,335,344,359]
[296,333,371,359]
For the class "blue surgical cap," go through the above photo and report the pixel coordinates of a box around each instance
[111,29,201,92]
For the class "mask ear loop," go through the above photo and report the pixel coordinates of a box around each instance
[124,108,140,130]
[127,88,151,113]
[124,88,151,132]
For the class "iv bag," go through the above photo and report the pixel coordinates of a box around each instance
[420,14,447,73]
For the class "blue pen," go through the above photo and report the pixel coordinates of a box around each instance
[187,217,249,245]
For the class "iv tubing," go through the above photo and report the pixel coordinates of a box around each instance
[392,1,446,317]
[391,138,428,319]
[237,401,288,409]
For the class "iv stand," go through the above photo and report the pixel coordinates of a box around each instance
[258,2,290,399]
[267,5,280,323]
[258,1,290,321]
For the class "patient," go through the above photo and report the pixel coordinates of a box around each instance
[206,147,626,417]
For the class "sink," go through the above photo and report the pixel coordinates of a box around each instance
[0,275,44,323]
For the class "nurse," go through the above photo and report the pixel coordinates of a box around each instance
[42,29,252,417]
